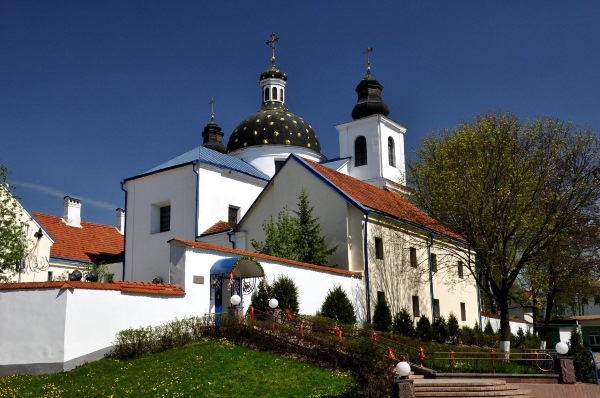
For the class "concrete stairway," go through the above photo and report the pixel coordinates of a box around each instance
[413,379,532,398]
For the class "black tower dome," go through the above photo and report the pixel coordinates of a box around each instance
[351,48,390,120]
[201,99,226,153]
[226,34,321,154]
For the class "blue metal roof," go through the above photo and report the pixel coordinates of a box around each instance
[132,146,270,181]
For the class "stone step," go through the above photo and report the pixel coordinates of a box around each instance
[412,379,531,398]
[415,391,530,397]
[415,384,520,392]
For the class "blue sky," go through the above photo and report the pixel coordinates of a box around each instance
[2,1,599,226]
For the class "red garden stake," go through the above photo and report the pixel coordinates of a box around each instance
[450,350,455,366]
[491,350,496,363]
[333,326,343,341]
[372,331,378,342]
[533,351,539,368]
[299,323,304,337]
[418,347,426,365]
[249,306,255,319]
[285,309,293,321]
[388,347,396,360]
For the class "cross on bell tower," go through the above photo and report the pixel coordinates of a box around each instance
[266,33,280,66]
[364,47,374,77]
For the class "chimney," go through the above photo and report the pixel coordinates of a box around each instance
[63,196,82,228]
[116,207,125,234]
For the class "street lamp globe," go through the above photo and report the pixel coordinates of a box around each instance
[395,361,411,377]
[268,298,279,309]
[555,342,569,355]
[230,294,241,306]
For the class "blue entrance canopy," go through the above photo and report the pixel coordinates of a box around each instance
[210,256,264,278]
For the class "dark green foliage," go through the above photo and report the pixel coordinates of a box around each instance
[522,330,541,349]
[251,188,337,266]
[0,165,27,281]
[416,315,432,342]
[250,280,272,313]
[569,328,595,383]
[392,308,415,337]
[270,275,299,314]
[473,322,484,346]
[484,320,494,334]
[320,285,356,325]
[345,340,394,398]
[514,327,525,348]
[447,313,459,343]
[460,325,476,345]
[372,295,392,332]
[432,316,449,343]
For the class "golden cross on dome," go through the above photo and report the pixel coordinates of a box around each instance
[266,33,280,65]
[364,47,374,76]
[209,98,215,121]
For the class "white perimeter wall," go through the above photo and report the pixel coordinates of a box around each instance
[481,314,533,335]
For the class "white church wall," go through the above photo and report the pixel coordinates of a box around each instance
[238,159,353,270]
[229,145,325,178]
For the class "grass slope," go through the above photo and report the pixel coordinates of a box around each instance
[0,340,352,398]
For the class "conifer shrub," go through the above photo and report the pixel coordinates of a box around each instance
[345,340,394,398]
[447,313,459,344]
[459,325,476,345]
[270,275,299,314]
[416,315,432,342]
[514,327,525,348]
[320,285,356,325]
[484,320,494,335]
[392,308,415,337]
[250,279,272,313]
[372,295,392,332]
[432,316,449,343]
[473,322,485,346]
[569,328,595,383]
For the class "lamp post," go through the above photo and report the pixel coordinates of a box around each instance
[228,294,243,319]
[392,361,414,398]
[554,341,575,384]
[268,298,281,322]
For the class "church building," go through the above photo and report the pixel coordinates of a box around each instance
[122,35,480,324]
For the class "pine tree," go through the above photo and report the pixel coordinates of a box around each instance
[271,275,299,314]
[320,285,356,324]
[373,295,392,332]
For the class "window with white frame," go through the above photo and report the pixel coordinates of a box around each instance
[228,206,239,225]
[589,333,600,346]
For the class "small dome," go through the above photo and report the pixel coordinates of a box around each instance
[351,74,390,120]
[260,65,287,82]
[202,118,226,153]
[227,102,320,153]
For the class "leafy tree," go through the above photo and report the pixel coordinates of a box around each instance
[447,313,460,344]
[409,112,600,347]
[372,294,392,332]
[416,315,431,342]
[0,165,27,282]
[320,285,356,324]
[251,188,337,266]
[392,308,415,337]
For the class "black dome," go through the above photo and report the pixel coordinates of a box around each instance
[351,75,390,120]
[202,118,226,153]
[260,65,287,82]
[227,102,320,153]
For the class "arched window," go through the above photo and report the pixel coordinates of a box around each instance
[388,137,396,167]
[272,87,278,100]
[264,87,270,101]
[280,88,284,102]
[355,136,367,166]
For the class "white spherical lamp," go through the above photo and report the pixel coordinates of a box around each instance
[555,342,569,355]
[230,294,241,306]
[395,361,411,377]
[268,298,279,309]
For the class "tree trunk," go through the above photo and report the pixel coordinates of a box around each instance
[541,287,558,345]
[498,289,511,352]
[531,290,539,335]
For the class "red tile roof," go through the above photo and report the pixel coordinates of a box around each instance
[201,220,235,236]
[0,281,185,296]
[32,212,124,264]
[171,239,362,278]
[305,160,463,241]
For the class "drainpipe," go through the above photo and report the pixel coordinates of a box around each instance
[120,181,128,281]
[427,232,435,319]
[192,161,199,238]
[473,250,483,327]
[363,211,372,323]
[227,230,236,249]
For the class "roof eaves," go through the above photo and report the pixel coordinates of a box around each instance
[123,161,196,183]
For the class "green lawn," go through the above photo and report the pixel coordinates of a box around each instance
[0,340,353,398]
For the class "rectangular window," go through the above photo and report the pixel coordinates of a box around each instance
[159,205,171,232]
[410,247,417,268]
[590,333,600,346]
[595,296,600,305]
[460,302,466,321]
[458,261,464,278]
[412,295,420,318]
[433,299,440,319]
[47,271,53,281]
[375,237,384,260]
[431,253,437,272]
[377,291,385,305]
[228,206,239,225]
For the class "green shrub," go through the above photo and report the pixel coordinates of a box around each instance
[320,285,356,325]
[250,279,272,313]
[372,295,392,332]
[514,327,525,348]
[345,340,394,398]
[112,327,154,359]
[460,325,476,345]
[432,316,449,343]
[416,315,431,342]
[569,328,595,383]
[270,275,299,314]
[447,313,459,343]
[392,308,414,337]
[484,320,494,335]
[473,322,484,346]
